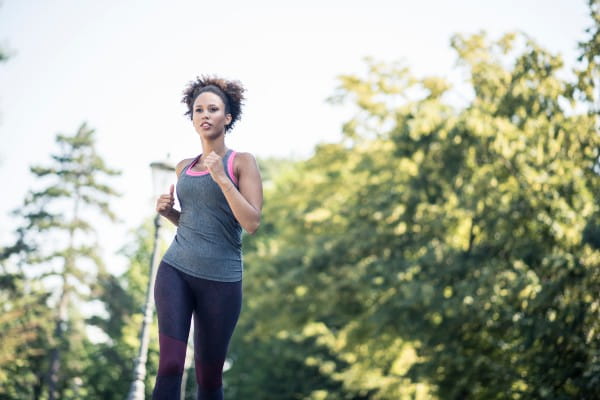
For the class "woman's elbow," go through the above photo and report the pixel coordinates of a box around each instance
[245,217,261,235]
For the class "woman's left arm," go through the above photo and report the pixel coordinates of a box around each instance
[205,151,263,234]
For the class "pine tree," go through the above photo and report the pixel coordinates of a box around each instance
[10,122,120,400]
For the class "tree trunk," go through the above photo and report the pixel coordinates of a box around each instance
[47,284,68,400]
[48,192,79,400]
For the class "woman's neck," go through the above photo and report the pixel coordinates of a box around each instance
[200,138,227,157]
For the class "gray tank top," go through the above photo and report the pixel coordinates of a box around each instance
[162,150,242,282]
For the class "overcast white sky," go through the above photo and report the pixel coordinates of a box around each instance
[0,0,592,274]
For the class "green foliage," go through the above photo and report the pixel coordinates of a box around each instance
[0,2,9,63]
[233,29,599,399]
[0,123,121,399]
[0,268,53,399]
[576,0,600,111]
[0,42,9,63]
[226,330,369,400]
[84,219,160,399]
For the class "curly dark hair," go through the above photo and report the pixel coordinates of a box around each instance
[182,75,246,132]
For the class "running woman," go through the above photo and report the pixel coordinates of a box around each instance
[153,76,263,400]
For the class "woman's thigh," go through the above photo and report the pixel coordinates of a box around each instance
[154,261,195,341]
[190,277,242,360]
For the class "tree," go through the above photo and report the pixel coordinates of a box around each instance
[236,29,599,399]
[223,158,369,399]
[83,218,161,400]
[576,0,600,114]
[8,123,120,400]
[0,254,53,398]
[0,47,9,63]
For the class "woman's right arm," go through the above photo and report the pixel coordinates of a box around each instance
[155,159,190,227]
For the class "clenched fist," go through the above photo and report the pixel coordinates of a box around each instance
[204,151,228,185]
[156,184,175,217]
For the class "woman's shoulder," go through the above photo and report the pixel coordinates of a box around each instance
[232,151,261,182]
[233,151,256,162]
[233,151,258,169]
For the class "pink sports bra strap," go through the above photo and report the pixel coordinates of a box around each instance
[227,151,238,186]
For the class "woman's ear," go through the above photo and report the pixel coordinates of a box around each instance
[225,113,233,126]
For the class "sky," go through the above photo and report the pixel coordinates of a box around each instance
[0,0,592,275]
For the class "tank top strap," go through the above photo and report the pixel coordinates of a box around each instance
[185,154,202,171]
[224,149,239,186]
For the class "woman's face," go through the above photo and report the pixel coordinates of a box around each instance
[192,91,232,139]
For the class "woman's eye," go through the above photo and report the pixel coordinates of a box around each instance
[209,107,218,112]
[195,108,202,113]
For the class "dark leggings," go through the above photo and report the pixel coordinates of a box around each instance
[152,261,242,400]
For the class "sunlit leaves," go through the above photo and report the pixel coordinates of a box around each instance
[236,28,600,399]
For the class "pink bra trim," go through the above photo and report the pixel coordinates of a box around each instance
[185,156,209,176]
[185,151,238,185]
[228,151,238,186]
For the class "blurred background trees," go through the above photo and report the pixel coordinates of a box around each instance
[226,16,599,400]
[84,219,160,400]
[0,2,598,399]
[1,124,122,399]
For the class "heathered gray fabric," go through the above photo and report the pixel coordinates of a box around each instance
[162,150,242,282]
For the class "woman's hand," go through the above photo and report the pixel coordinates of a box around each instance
[156,184,175,217]
[204,151,230,187]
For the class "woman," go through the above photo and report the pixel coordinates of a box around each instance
[153,76,262,399]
